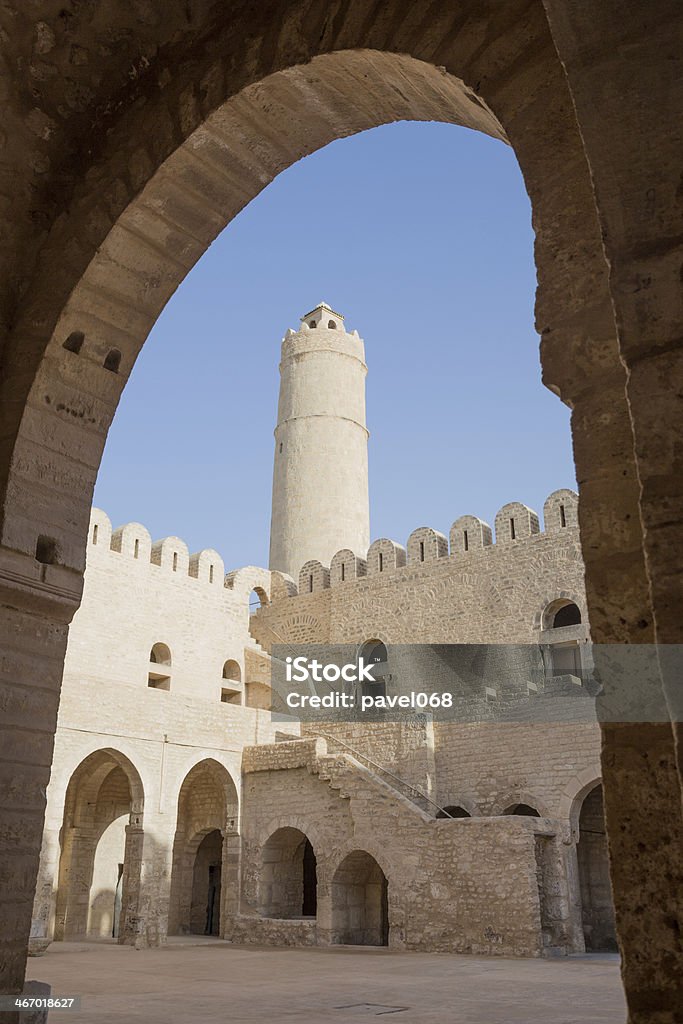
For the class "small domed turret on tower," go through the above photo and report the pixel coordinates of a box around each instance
[268,303,370,581]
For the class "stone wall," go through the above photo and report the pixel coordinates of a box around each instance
[231,739,577,956]
[30,508,295,951]
[251,492,585,647]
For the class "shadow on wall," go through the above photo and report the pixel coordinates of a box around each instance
[331,850,389,946]
[578,784,617,952]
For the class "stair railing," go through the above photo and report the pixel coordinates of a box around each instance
[312,729,457,819]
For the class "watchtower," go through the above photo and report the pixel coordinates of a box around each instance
[268,303,370,580]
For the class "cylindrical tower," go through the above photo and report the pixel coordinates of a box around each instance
[269,302,370,581]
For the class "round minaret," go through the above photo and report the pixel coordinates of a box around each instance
[269,302,370,581]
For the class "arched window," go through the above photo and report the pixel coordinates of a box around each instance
[63,331,84,354]
[504,803,541,817]
[309,320,317,328]
[331,850,388,946]
[249,587,268,613]
[359,639,388,699]
[552,602,581,628]
[577,784,617,951]
[436,805,471,819]
[259,828,317,919]
[543,600,584,678]
[148,643,171,690]
[220,660,242,704]
[328,319,337,329]
[103,348,122,373]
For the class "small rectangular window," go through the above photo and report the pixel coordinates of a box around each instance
[92,524,98,545]
[419,541,425,562]
[379,552,384,573]
[559,504,566,528]
[341,563,345,582]
[134,538,139,559]
[510,517,516,541]
[148,675,170,691]
[172,552,178,571]
[463,530,468,552]
[209,564,214,583]
[309,574,313,593]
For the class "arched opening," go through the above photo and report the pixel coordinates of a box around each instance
[168,760,238,936]
[249,587,268,613]
[359,639,388,699]
[331,850,389,946]
[503,804,541,817]
[552,602,582,628]
[0,9,675,1011]
[542,600,584,679]
[62,331,84,354]
[103,348,122,373]
[149,642,171,664]
[327,319,337,329]
[221,659,242,704]
[54,750,144,944]
[259,827,317,919]
[577,784,617,952]
[222,659,241,681]
[190,830,223,936]
[148,642,172,690]
[436,805,471,819]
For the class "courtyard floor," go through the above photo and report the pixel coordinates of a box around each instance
[25,940,625,1023]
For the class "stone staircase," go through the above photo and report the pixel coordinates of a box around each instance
[242,736,437,822]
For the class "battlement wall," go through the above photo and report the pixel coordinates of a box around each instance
[89,508,273,598]
[251,489,586,649]
[269,489,579,599]
[62,508,275,712]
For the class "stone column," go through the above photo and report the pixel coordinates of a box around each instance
[542,325,682,1015]
[541,2,683,1016]
[0,546,81,995]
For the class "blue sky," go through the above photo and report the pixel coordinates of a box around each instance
[94,121,575,570]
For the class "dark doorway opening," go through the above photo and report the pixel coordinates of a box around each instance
[191,830,222,936]
[578,785,617,951]
[302,838,317,916]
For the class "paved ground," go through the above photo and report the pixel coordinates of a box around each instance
[25,940,626,1023]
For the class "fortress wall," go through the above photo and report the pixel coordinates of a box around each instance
[33,508,295,947]
[252,528,586,649]
[433,721,601,819]
[251,499,591,812]
[66,509,257,704]
[236,756,565,956]
[252,492,585,648]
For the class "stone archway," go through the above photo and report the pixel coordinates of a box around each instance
[0,3,680,1015]
[259,827,318,920]
[168,760,238,937]
[53,749,144,945]
[331,850,389,947]
[577,784,617,952]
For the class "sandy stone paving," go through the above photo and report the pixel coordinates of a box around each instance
[26,941,625,1023]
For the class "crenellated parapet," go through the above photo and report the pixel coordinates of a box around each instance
[268,489,579,601]
[87,508,266,600]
